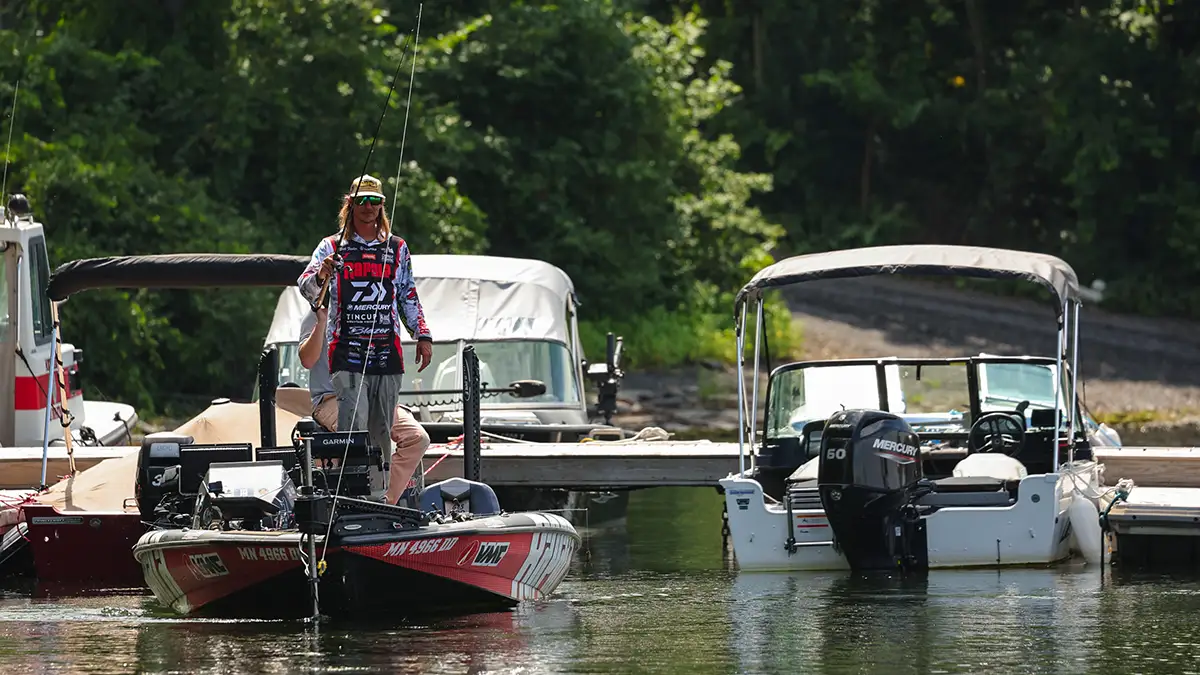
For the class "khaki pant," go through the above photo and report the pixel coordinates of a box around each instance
[312,393,429,505]
[387,405,430,506]
[313,393,338,431]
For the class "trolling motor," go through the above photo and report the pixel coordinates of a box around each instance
[585,332,624,425]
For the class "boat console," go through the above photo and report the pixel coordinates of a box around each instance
[303,427,383,497]
[192,460,297,531]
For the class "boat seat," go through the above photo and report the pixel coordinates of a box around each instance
[915,490,1014,507]
[930,476,1006,493]
[915,476,1014,508]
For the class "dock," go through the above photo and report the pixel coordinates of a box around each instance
[0,441,746,492]
[1094,447,1200,569]
[420,441,743,489]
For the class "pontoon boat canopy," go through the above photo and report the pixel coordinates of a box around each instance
[47,253,308,302]
[735,244,1080,316]
[264,254,578,345]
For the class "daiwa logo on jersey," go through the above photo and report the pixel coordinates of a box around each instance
[349,280,387,303]
[873,437,919,458]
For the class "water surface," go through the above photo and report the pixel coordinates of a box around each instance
[2,487,1199,674]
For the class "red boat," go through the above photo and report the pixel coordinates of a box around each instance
[134,511,579,618]
[128,345,579,619]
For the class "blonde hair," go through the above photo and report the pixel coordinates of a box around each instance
[336,193,391,243]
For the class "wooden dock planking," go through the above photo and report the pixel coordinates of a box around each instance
[420,441,744,488]
[1094,447,1200,489]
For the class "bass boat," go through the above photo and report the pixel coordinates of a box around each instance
[132,346,581,620]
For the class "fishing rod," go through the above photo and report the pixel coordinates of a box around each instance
[303,4,424,625]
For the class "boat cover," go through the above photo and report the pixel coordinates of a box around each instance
[36,400,303,512]
[736,244,1081,316]
[265,254,578,346]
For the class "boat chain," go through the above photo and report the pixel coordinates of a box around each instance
[405,387,516,408]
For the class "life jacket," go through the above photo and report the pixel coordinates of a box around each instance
[327,234,405,375]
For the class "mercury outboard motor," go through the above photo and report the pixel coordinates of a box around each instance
[817,409,929,572]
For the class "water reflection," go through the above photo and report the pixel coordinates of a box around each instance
[1,489,1200,673]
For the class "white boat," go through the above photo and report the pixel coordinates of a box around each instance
[718,244,1104,572]
[264,254,622,428]
[0,194,139,485]
[263,254,638,525]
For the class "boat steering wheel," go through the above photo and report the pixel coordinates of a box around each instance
[968,411,1026,457]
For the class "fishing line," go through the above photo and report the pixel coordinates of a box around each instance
[317,4,424,570]
[1,80,18,209]
[389,2,422,225]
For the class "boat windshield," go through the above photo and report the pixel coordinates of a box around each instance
[275,339,581,408]
[765,359,1066,440]
[404,340,581,407]
[978,361,1062,411]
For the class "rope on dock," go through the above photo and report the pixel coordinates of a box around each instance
[1098,478,1135,534]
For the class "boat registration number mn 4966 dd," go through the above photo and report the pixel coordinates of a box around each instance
[237,546,302,562]
[385,537,459,557]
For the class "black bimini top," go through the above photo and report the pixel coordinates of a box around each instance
[47,253,309,302]
[734,244,1080,317]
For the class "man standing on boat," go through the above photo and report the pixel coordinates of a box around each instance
[298,174,434,505]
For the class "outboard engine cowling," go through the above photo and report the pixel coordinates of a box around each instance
[817,409,928,572]
[134,431,195,521]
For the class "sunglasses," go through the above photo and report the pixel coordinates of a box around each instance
[354,196,383,206]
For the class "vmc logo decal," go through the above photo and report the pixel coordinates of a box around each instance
[457,540,510,567]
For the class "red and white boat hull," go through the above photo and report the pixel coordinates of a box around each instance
[134,512,580,619]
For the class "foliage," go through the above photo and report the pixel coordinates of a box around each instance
[578,289,799,370]
[417,1,782,316]
[0,0,788,413]
[651,0,1200,318]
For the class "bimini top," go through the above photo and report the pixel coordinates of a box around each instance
[264,254,578,345]
[735,244,1081,317]
[46,253,308,302]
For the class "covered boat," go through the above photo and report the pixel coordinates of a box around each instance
[720,244,1106,572]
[132,345,580,620]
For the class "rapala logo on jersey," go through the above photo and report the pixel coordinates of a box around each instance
[471,542,509,567]
[873,437,919,457]
[343,261,394,280]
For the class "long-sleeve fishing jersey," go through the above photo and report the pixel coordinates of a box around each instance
[298,232,432,375]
